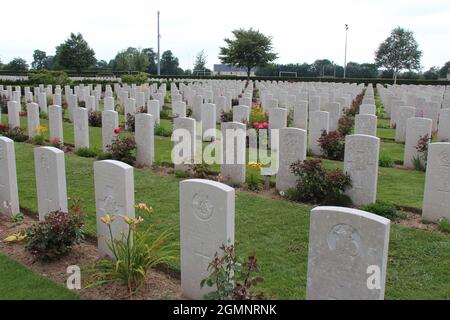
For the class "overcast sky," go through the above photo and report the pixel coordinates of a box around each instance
[1,0,449,71]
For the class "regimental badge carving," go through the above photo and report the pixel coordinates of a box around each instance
[192,193,214,221]
[438,150,450,167]
[327,224,361,257]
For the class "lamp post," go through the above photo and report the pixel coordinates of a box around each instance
[157,11,161,76]
[344,24,349,79]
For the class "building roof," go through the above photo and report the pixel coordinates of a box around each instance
[213,64,255,72]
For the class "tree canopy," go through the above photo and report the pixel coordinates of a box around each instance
[54,33,97,72]
[375,27,422,83]
[160,50,182,75]
[219,28,278,78]
[3,57,29,72]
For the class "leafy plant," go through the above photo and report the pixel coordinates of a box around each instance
[25,210,85,262]
[413,134,431,171]
[379,154,394,168]
[121,72,149,85]
[201,244,264,300]
[6,127,29,142]
[318,130,345,161]
[107,134,136,165]
[288,159,352,204]
[50,138,63,149]
[88,111,102,127]
[75,147,98,158]
[28,70,72,86]
[11,212,25,224]
[90,204,175,296]
[438,219,450,233]
[190,162,213,179]
[338,115,354,136]
[221,110,233,123]
[362,201,402,220]
[155,124,173,137]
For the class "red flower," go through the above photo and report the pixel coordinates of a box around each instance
[258,124,264,130]
[51,138,61,144]
[114,127,121,134]
[262,122,269,129]
[253,122,260,128]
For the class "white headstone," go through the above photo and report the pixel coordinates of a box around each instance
[48,105,64,144]
[94,160,135,258]
[438,109,450,142]
[74,107,89,150]
[233,105,250,124]
[148,100,161,125]
[221,122,246,184]
[294,101,308,130]
[173,101,187,118]
[307,206,390,300]
[34,147,68,221]
[7,101,20,129]
[201,103,216,142]
[102,111,119,152]
[276,128,307,192]
[395,106,416,143]
[135,113,155,167]
[180,179,235,300]
[0,137,20,216]
[404,118,432,169]
[26,103,40,139]
[355,114,377,137]
[344,134,380,206]
[309,111,329,156]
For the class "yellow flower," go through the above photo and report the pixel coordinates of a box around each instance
[4,232,27,243]
[248,162,264,170]
[122,216,133,225]
[133,216,144,226]
[100,214,116,225]
[34,125,48,135]
[135,203,154,214]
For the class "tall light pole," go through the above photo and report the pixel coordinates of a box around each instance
[344,24,349,79]
[157,11,161,76]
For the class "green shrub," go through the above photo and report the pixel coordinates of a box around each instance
[107,134,136,165]
[88,111,102,127]
[25,210,85,262]
[174,170,191,179]
[288,159,352,204]
[191,162,213,179]
[160,108,171,120]
[96,151,113,161]
[39,112,48,119]
[246,173,262,192]
[362,201,400,220]
[318,130,345,161]
[6,127,29,142]
[438,219,450,233]
[121,72,149,85]
[28,70,71,86]
[221,110,233,123]
[75,147,98,158]
[379,154,394,168]
[338,115,354,136]
[155,124,173,137]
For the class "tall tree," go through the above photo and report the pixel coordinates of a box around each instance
[32,50,49,70]
[54,33,97,72]
[423,67,439,80]
[439,61,450,79]
[375,27,422,84]
[143,48,157,74]
[160,50,182,75]
[4,58,29,72]
[193,50,208,71]
[113,47,150,72]
[219,28,278,79]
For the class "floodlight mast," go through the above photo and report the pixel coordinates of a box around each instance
[157,11,161,76]
[344,24,349,79]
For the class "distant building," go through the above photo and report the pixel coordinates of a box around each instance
[213,64,256,77]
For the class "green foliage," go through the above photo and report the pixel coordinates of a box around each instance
[375,27,422,83]
[318,130,345,161]
[174,170,191,179]
[25,210,85,262]
[379,154,394,168]
[246,173,262,192]
[288,159,352,204]
[438,219,450,234]
[413,134,430,171]
[28,69,71,86]
[155,124,172,137]
[107,134,136,165]
[220,110,233,123]
[190,162,213,179]
[75,147,98,158]
[32,50,49,70]
[201,244,264,300]
[113,48,150,72]
[88,111,102,127]
[3,57,29,72]
[11,212,25,223]
[89,208,175,295]
[160,50,183,75]
[337,115,354,136]
[362,201,401,220]
[121,72,149,85]
[6,127,29,142]
[54,33,97,72]
[249,106,268,126]
[219,28,278,78]
[193,50,209,72]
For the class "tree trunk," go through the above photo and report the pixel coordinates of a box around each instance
[247,67,251,80]
[393,70,398,85]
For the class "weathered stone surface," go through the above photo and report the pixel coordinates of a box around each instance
[0,137,20,216]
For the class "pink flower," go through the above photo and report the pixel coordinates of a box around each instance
[51,138,61,144]
[114,127,121,134]
[263,122,269,128]
[253,122,260,128]
[258,124,264,130]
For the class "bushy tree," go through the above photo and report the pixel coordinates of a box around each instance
[113,47,150,72]
[32,50,49,70]
[439,61,450,79]
[375,27,422,84]
[194,50,208,71]
[4,58,29,72]
[423,67,439,80]
[160,50,182,75]
[219,28,278,78]
[54,33,97,72]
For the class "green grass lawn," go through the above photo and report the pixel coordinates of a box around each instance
[7,142,450,300]
[0,253,79,300]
